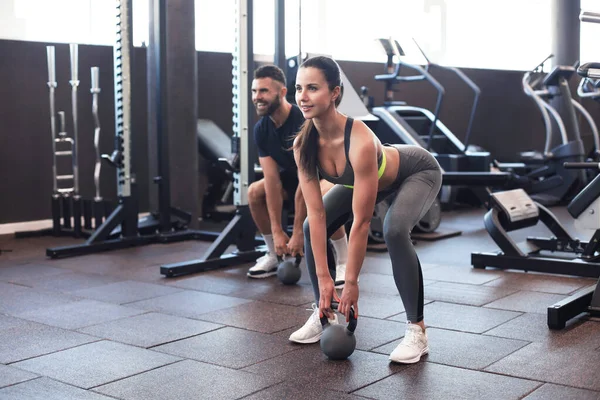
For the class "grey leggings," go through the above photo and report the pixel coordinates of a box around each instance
[303,145,442,322]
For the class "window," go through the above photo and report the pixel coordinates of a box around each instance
[1,0,566,72]
[580,0,600,63]
[195,0,234,52]
[5,0,92,44]
[314,0,552,71]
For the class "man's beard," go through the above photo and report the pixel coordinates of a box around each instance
[256,95,281,116]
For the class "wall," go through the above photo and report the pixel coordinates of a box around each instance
[1,39,599,223]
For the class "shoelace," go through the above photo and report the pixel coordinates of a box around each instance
[306,304,319,321]
[402,328,422,346]
[306,303,331,325]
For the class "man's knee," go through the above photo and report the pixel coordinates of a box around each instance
[248,180,266,204]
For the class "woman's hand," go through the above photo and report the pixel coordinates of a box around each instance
[339,281,359,322]
[318,276,340,320]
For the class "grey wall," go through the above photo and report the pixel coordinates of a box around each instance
[1,39,599,223]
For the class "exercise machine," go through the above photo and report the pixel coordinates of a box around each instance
[576,65,600,164]
[471,160,600,329]
[545,160,600,329]
[369,38,521,210]
[373,37,489,174]
[370,38,582,209]
[196,119,238,222]
[494,55,589,206]
[544,9,600,329]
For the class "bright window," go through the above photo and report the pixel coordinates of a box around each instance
[580,0,600,63]
[1,0,583,72]
[6,0,92,44]
[314,0,552,71]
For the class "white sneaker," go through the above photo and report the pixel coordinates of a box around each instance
[334,263,359,289]
[334,263,346,289]
[289,304,339,344]
[389,323,429,364]
[247,253,278,278]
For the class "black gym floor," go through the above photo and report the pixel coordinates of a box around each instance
[0,207,599,399]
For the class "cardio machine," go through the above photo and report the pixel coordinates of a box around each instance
[367,38,568,209]
[372,37,490,174]
[494,55,592,206]
[576,64,600,164]
[544,32,600,329]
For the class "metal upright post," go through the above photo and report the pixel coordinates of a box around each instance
[69,43,82,236]
[46,46,62,235]
[549,0,581,149]
[274,0,285,69]
[151,0,172,232]
[232,0,254,208]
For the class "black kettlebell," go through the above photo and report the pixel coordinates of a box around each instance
[276,254,302,285]
[320,302,358,360]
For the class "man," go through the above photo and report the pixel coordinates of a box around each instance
[247,65,348,288]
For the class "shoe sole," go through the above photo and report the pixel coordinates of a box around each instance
[247,270,277,279]
[389,347,429,364]
[289,332,322,344]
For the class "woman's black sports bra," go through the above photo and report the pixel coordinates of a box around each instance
[316,117,386,189]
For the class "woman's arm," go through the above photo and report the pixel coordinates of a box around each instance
[293,142,329,280]
[340,121,379,319]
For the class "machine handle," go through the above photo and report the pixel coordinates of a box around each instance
[563,162,600,170]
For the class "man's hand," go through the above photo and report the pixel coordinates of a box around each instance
[286,232,304,257]
[272,230,290,257]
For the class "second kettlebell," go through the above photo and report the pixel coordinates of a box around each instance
[276,254,302,285]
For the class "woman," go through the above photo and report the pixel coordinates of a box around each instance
[288,56,442,364]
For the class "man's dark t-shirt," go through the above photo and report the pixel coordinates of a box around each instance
[253,104,304,173]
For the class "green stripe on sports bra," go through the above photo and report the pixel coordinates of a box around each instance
[343,149,387,189]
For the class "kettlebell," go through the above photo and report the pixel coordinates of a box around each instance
[276,254,302,285]
[320,302,358,360]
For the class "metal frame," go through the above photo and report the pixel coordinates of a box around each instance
[46,0,200,259]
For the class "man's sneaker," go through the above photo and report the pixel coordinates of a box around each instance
[289,304,339,344]
[334,263,358,289]
[389,323,429,364]
[334,263,346,289]
[247,253,278,278]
